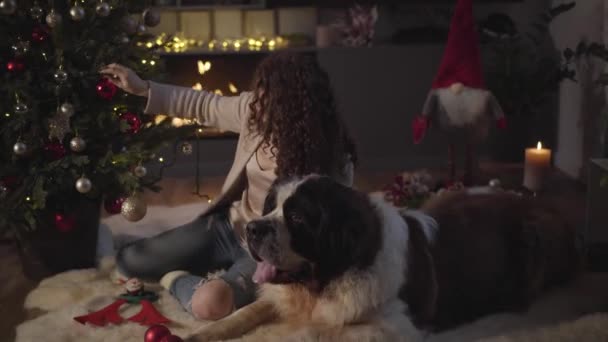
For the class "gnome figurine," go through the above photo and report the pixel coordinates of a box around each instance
[413,0,507,185]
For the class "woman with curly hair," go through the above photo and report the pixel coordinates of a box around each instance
[101,51,356,321]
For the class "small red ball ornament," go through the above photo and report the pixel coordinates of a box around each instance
[144,325,171,342]
[44,141,67,160]
[160,335,184,342]
[7,59,25,72]
[104,196,126,215]
[31,26,49,43]
[54,213,76,233]
[120,112,142,134]
[96,78,118,100]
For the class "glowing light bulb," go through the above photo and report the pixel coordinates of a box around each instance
[5,113,9,117]
[158,157,164,163]
[150,60,156,66]
[25,196,31,201]
[228,83,238,93]
[537,141,542,150]
[141,59,147,64]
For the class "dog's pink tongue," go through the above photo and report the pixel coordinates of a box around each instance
[252,261,277,284]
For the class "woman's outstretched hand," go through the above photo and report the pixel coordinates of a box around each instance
[99,63,149,97]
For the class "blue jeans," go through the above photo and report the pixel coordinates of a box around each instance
[116,209,257,312]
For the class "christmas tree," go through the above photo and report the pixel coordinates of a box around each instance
[0,0,192,271]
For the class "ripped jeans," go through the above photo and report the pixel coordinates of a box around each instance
[116,209,257,313]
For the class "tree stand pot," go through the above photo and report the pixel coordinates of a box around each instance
[16,198,101,282]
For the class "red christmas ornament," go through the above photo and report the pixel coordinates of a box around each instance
[44,141,67,160]
[7,59,25,72]
[96,78,118,100]
[120,112,142,134]
[160,335,184,342]
[144,325,171,342]
[104,196,126,215]
[31,26,49,43]
[54,213,76,233]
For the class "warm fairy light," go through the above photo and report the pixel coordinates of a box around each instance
[221,41,229,49]
[154,115,167,125]
[4,113,9,117]
[248,38,255,45]
[172,118,184,127]
[150,60,156,66]
[197,128,203,133]
[268,40,276,47]
[158,157,164,163]
[228,83,238,93]
[146,42,154,48]
[537,141,542,150]
[113,107,118,111]
[207,198,212,203]
[214,89,223,95]
[197,60,211,75]
[234,41,241,49]
[25,196,31,201]
[192,83,203,91]
[141,59,147,64]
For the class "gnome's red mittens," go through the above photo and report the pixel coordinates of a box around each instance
[74,299,128,326]
[413,116,429,144]
[127,300,171,326]
[496,117,507,130]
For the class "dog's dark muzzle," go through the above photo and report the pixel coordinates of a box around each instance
[246,220,274,244]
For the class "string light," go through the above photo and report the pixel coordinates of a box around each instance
[5,113,10,117]
[228,83,238,94]
[25,196,31,201]
[197,60,211,75]
[158,157,164,163]
[141,59,147,64]
[155,33,288,53]
[192,83,203,91]
[150,60,156,66]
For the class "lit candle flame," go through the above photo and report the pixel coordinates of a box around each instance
[228,83,238,93]
[537,141,542,150]
[197,60,211,75]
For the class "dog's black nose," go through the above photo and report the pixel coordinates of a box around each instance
[246,221,272,241]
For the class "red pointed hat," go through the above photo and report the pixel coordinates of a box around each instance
[432,0,485,89]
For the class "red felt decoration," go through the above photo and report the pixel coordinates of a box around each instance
[412,116,429,145]
[74,299,128,326]
[31,26,49,43]
[44,141,67,160]
[119,112,142,134]
[96,78,118,100]
[160,335,184,342]
[431,0,484,90]
[496,116,507,130]
[128,300,171,326]
[104,196,126,215]
[144,324,171,342]
[54,213,77,233]
[7,59,25,72]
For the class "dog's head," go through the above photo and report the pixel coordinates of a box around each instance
[246,176,382,290]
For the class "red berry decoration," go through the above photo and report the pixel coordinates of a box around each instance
[31,26,49,43]
[120,112,142,134]
[96,78,118,100]
[104,196,126,215]
[54,213,76,233]
[7,59,25,72]
[44,141,67,160]
[144,325,171,342]
[160,335,184,342]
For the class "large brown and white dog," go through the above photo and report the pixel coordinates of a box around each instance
[188,176,580,342]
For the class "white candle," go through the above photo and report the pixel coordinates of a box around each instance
[523,141,552,192]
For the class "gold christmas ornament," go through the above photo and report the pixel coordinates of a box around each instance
[48,106,73,141]
[121,194,147,222]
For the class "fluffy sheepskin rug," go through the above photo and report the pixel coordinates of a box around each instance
[16,258,608,342]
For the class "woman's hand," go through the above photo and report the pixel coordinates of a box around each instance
[99,63,149,97]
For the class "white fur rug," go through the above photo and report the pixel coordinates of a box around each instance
[16,257,608,342]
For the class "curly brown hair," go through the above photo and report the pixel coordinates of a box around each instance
[248,51,357,179]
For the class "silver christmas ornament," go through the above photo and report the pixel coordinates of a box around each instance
[60,102,75,116]
[136,24,146,35]
[14,102,29,114]
[54,68,68,83]
[75,176,92,193]
[69,136,86,152]
[121,195,147,222]
[180,141,193,155]
[489,178,502,188]
[46,9,62,28]
[13,142,27,156]
[121,16,137,35]
[30,4,43,19]
[142,8,161,27]
[0,0,17,15]
[133,165,147,178]
[69,4,85,21]
[95,2,110,17]
[11,40,30,56]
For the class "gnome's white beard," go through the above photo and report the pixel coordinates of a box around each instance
[437,86,490,127]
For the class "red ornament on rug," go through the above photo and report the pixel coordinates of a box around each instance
[96,78,118,100]
[44,141,67,160]
[7,59,25,72]
[119,112,142,134]
[104,196,126,214]
[160,335,184,342]
[144,325,171,342]
[31,26,49,43]
[54,213,76,232]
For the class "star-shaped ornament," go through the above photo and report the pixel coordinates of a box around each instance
[48,106,73,141]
